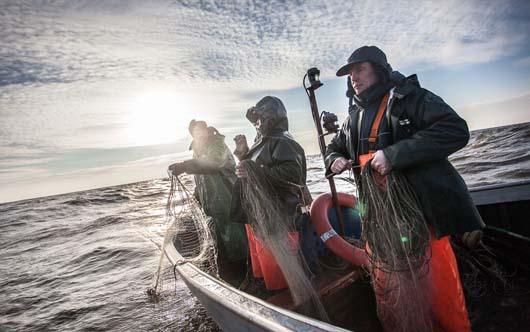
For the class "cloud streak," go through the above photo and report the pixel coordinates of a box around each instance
[1,0,529,88]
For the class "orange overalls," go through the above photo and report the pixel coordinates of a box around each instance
[358,93,471,332]
[245,225,299,291]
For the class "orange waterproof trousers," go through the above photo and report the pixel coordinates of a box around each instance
[371,233,471,332]
[245,224,299,291]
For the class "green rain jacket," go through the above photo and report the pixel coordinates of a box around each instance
[181,131,248,262]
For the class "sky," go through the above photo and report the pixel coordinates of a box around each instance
[1,0,530,203]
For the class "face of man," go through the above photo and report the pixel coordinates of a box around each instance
[349,61,379,95]
[191,126,209,146]
[254,117,262,131]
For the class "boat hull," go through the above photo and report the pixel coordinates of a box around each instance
[164,237,349,332]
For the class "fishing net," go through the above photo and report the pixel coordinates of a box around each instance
[166,174,219,272]
[451,239,509,298]
[239,160,329,321]
[359,162,433,332]
[148,173,219,299]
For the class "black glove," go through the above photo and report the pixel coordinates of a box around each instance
[168,162,186,176]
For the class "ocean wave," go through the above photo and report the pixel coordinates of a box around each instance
[63,194,130,206]
[49,305,106,324]
[1,226,72,249]
[81,215,128,234]
[66,247,137,268]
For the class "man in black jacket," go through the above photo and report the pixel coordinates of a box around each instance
[231,96,313,290]
[233,96,310,217]
[326,45,484,238]
[325,45,484,331]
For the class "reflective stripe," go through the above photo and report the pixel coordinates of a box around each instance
[320,229,338,243]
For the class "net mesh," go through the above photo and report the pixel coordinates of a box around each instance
[239,160,329,321]
[359,162,433,332]
[149,173,219,299]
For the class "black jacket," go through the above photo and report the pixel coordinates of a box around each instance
[231,96,310,225]
[325,74,485,238]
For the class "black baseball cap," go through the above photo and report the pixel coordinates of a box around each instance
[336,45,392,77]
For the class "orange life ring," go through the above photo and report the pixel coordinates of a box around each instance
[310,192,370,267]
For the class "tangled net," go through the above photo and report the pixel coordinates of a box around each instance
[149,173,219,299]
[239,160,329,321]
[359,162,433,332]
[360,162,431,271]
[451,240,510,298]
[167,174,219,272]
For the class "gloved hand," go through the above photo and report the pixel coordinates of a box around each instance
[235,159,255,178]
[233,134,249,160]
[371,150,392,176]
[330,157,352,174]
[235,162,248,178]
[168,162,186,177]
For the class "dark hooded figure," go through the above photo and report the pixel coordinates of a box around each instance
[230,96,311,225]
[230,96,312,290]
[168,120,248,272]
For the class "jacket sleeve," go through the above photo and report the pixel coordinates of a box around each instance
[324,117,352,176]
[383,90,470,170]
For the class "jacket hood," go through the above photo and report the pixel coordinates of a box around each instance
[189,126,225,152]
[392,73,421,99]
[247,96,289,135]
[389,71,406,85]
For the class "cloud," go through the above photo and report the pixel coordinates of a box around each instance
[0,59,69,86]
[0,148,191,203]
[514,56,530,67]
[458,92,530,130]
[1,0,529,89]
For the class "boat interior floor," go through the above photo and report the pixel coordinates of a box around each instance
[228,256,383,332]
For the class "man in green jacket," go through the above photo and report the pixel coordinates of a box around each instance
[169,120,248,275]
[325,45,484,331]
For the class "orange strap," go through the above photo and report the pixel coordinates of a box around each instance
[358,152,374,169]
[368,93,390,148]
[358,93,390,169]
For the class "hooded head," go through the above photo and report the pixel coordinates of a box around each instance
[188,119,207,135]
[188,119,217,152]
[246,96,288,136]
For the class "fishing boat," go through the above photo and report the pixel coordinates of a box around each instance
[163,179,530,331]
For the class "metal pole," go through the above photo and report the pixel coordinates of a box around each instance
[306,87,346,236]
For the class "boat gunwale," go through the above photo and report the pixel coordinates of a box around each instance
[163,235,350,332]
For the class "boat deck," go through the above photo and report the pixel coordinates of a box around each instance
[165,180,530,331]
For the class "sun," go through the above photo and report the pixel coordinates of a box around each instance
[126,90,196,146]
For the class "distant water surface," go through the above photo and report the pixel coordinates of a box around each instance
[1,122,529,331]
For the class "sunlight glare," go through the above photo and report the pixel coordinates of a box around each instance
[126,90,197,146]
